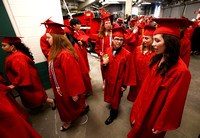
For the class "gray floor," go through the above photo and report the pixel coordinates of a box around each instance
[16,53,200,138]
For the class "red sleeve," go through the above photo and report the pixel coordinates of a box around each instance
[123,52,137,86]
[153,69,191,131]
[40,34,50,58]
[8,56,32,87]
[180,38,191,67]
[124,30,138,43]
[95,38,102,56]
[60,53,85,97]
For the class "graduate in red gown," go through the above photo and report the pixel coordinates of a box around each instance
[127,25,156,102]
[95,15,113,84]
[0,72,28,120]
[102,25,135,125]
[40,17,54,58]
[1,36,55,109]
[64,25,92,96]
[0,91,41,138]
[124,19,143,53]
[128,18,191,138]
[70,18,90,71]
[45,22,89,131]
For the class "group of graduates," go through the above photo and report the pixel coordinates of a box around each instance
[0,12,197,137]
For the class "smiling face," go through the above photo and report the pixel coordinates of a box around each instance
[143,35,153,47]
[113,36,124,49]
[152,34,165,55]
[46,33,53,46]
[1,43,15,53]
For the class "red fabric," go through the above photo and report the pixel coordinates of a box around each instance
[180,37,191,67]
[0,75,28,120]
[74,43,92,93]
[112,25,127,37]
[124,29,143,53]
[95,34,113,80]
[40,34,51,58]
[1,36,21,43]
[5,51,47,108]
[128,58,191,138]
[103,47,135,110]
[184,27,194,40]
[128,47,155,102]
[45,23,65,34]
[143,25,156,36]
[0,92,41,138]
[73,30,90,71]
[48,50,86,122]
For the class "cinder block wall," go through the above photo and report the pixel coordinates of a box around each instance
[2,0,64,89]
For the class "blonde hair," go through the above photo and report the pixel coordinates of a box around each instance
[99,21,112,38]
[49,33,78,62]
[140,36,154,54]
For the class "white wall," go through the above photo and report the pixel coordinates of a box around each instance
[3,0,63,63]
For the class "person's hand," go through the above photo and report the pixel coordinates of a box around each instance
[133,27,138,34]
[121,86,126,92]
[72,95,79,102]
[8,85,15,89]
[78,41,83,46]
[103,57,109,65]
[132,119,135,125]
[100,52,103,56]
[152,128,162,134]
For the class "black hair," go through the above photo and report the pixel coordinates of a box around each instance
[10,43,34,62]
[149,34,180,77]
[65,32,79,46]
[70,18,81,27]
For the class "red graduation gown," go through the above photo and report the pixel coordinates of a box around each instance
[40,34,51,58]
[128,58,191,138]
[48,50,86,122]
[103,47,133,110]
[95,35,113,80]
[184,27,194,41]
[124,30,142,53]
[0,92,41,138]
[5,51,47,108]
[128,46,155,102]
[180,37,191,67]
[0,75,28,120]
[73,30,90,70]
[74,43,92,93]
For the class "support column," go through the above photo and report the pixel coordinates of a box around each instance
[125,0,132,16]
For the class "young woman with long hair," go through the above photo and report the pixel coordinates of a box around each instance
[1,36,55,110]
[128,19,191,138]
[127,25,155,102]
[46,22,88,131]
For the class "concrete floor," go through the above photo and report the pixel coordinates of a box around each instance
[16,53,200,138]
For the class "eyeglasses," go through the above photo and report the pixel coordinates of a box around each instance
[114,38,124,42]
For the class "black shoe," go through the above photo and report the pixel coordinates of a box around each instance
[105,116,114,125]
[52,99,56,110]
[81,105,90,115]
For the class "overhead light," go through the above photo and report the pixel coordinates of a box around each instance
[142,1,151,5]
[102,1,119,5]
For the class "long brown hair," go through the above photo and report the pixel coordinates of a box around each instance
[49,33,78,62]
[149,34,180,77]
[99,22,112,38]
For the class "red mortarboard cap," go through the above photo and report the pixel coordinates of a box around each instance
[64,25,74,35]
[100,14,112,22]
[117,18,124,23]
[0,36,23,43]
[41,17,54,25]
[44,22,65,34]
[198,17,200,20]
[143,25,156,36]
[77,35,89,42]
[112,25,127,37]
[129,19,138,25]
[152,18,183,38]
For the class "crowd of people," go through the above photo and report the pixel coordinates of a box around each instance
[1,12,200,138]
